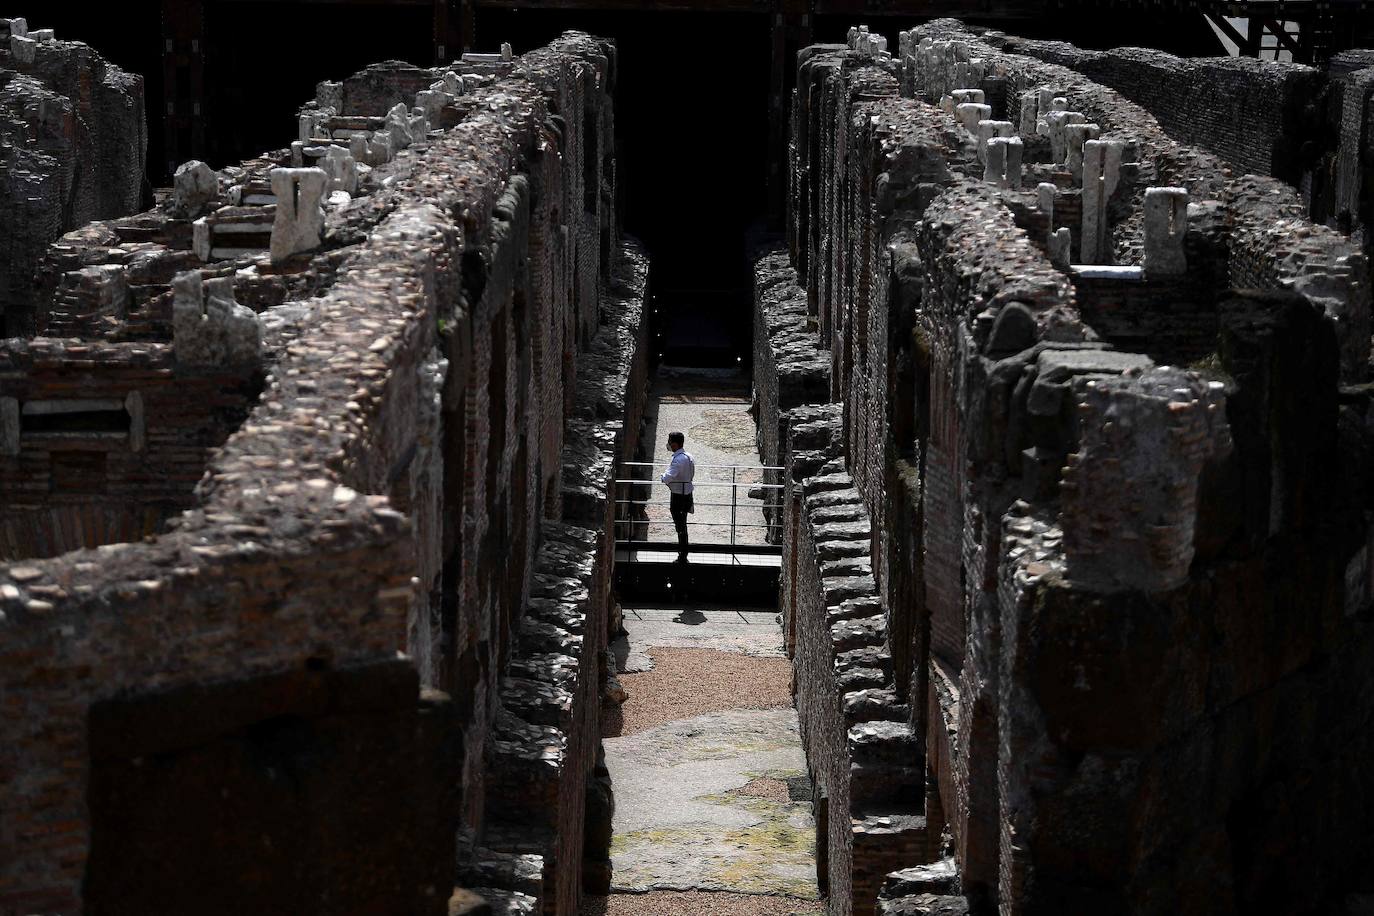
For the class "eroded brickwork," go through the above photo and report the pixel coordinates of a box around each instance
[0,18,145,337]
[1,32,646,916]
[763,20,1374,916]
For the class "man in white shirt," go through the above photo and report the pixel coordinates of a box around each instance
[660,430,695,563]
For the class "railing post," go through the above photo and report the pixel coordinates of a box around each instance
[731,466,737,552]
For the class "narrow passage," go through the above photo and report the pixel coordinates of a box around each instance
[583,382,820,916]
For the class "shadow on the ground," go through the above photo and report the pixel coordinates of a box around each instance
[579,897,609,916]
[602,702,624,739]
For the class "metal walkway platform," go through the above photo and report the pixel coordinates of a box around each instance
[612,461,783,607]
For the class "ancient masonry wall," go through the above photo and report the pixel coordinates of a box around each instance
[995,33,1374,268]
[753,250,829,538]
[996,37,1321,182]
[762,19,1374,916]
[0,18,146,337]
[0,33,646,916]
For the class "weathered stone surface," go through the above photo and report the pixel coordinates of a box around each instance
[172,160,219,217]
[0,30,145,335]
[776,19,1374,916]
[605,708,818,897]
[1,31,637,916]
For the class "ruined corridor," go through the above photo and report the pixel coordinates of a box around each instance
[3,9,1374,916]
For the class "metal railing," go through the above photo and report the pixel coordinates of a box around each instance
[613,460,785,562]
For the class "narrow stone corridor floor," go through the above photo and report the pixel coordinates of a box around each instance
[582,607,822,916]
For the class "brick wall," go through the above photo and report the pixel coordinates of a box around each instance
[999,38,1322,183]
[753,249,830,539]
[790,445,926,916]
[770,20,1374,916]
[1,31,644,916]
[0,340,259,560]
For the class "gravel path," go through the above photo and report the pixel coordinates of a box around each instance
[581,891,823,915]
[605,646,795,737]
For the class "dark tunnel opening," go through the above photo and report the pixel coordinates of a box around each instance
[479,8,774,369]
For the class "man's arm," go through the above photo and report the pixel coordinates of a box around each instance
[660,452,683,486]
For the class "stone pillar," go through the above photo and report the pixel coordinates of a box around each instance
[1081,139,1124,265]
[956,102,992,134]
[269,167,326,262]
[1064,123,1100,178]
[1037,182,1056,225]
[1045,110,1086,164]
[1143,187,1189,278]
[172,270,262,367]
[11,33,36,64]
[125,391,146,453]
[323,146,358,195]
[976,120,1014,164]
[1035,89,1066,136]
[1048,228,1071,269]
[387,102,414,150]
[1060,367,1231,591]
[984,137,1023,190]
[1017,91,1039,135]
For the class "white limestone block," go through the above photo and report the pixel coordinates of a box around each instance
[173,160,218,217]
[370,131,392,164]
[10,34,35,64]
[1144,187,1189,277]
[386,102,412,150]
[416,89,448,126]
[1081,139,1125,265]
[269,167,326,262]
[1037,182,1056,222]
[349,133,370,164]
[172,270,261,367]
[323,144,357,194]
[956,102,992,134]
[1049,227,1072,269]
[985,136,1023,190]
[1065,122,1101,176]
[192,217,211,261]
[976,119,1013,164]
[1046,110,1085,163]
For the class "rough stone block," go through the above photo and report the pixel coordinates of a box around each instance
[269,167,327,262]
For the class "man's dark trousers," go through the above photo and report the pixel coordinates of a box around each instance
[670,492,693,560]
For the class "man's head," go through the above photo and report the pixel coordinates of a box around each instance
[667,431,685,452]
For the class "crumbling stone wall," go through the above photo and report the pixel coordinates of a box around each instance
[1,32,646,916]
[996,32,1374,278]
[765,20,1374,916]
[0,18,145,337]
[996,37,1322,183]
[0,339,260,560]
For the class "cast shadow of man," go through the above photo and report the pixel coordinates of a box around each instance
[673,608,706,625]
